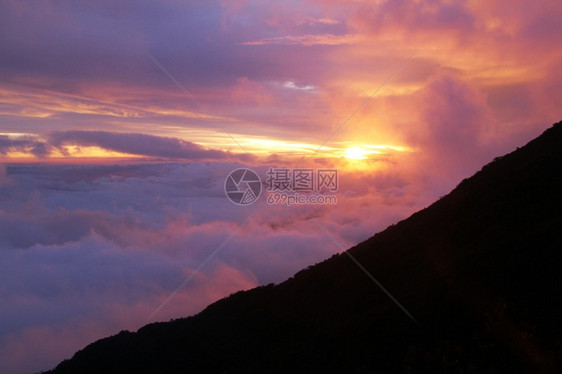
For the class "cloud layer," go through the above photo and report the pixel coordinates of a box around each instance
[0,161,440,373]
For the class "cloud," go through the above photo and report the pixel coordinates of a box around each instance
[0,136,51,157]
[0,236,258,374]
[0,164,7,185]
[409,73,497,177]
[241,33,359,46]
[0,161,437,373]
[350,0,475,36]
[48,131,231,160]
[0,130,260,162]
[1,0,559,155]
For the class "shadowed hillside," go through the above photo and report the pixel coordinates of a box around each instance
[46,121,562,373]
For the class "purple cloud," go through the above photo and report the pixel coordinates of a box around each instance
[0,136,51,157]
[48,131,233,160]
[0,161,434,374]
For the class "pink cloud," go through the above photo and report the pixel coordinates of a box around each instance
[230,77,274,105]
[0,262,258,374]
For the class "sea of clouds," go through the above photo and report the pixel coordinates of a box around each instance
[0,160,436,374]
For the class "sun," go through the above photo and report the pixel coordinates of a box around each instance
[344,147,368,160]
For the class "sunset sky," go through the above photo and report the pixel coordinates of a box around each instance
[1,0,561,373]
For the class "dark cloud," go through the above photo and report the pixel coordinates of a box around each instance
[0,136,51,157]
[2,131,255,162]
[48,130,230,160]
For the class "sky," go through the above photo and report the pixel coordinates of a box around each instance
[1,0,561,373]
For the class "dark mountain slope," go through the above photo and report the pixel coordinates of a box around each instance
[47,122,562,373]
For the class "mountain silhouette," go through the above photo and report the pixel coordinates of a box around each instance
[46,122,562,373]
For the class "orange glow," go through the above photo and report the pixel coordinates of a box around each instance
[344,147,368,160]
[55,146,144,159]
[0,146,143,163]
